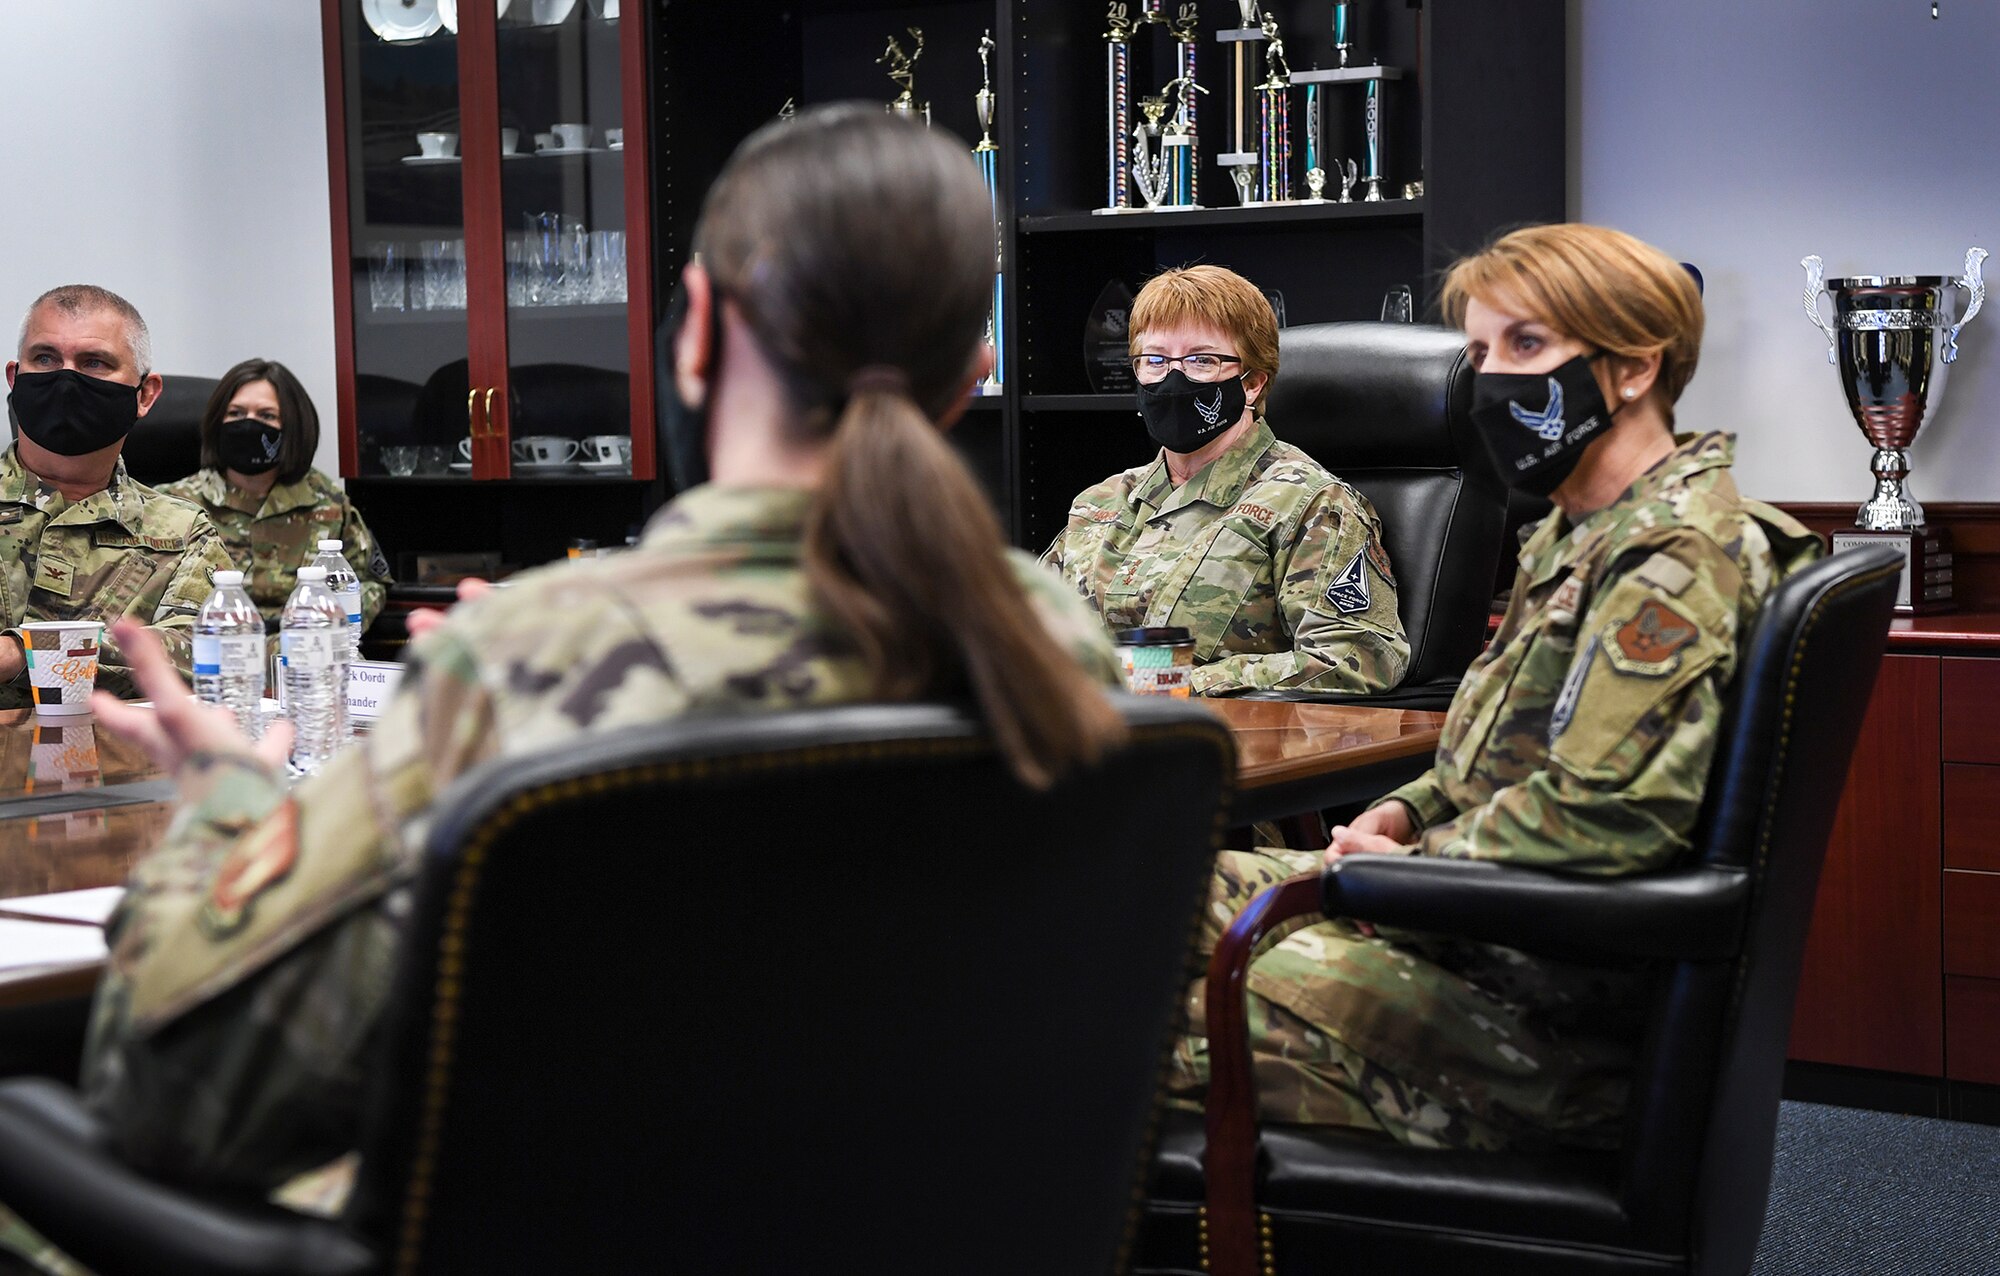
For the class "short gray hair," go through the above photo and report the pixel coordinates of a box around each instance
[16,284,152,378]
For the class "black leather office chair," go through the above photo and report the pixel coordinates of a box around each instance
[120,374,217,488]
[1138,544,1902,1276]
[0,698,1235,1275]
[1260,323,1508,710]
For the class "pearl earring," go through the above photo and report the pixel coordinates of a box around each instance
[1622,387,1637,399]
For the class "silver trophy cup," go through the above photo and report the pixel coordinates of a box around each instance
[1802,247,1987,610]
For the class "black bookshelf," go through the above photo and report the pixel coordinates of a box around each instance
[650,0,1565,547]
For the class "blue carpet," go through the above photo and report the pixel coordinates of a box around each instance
[1755,1100,2000,1274]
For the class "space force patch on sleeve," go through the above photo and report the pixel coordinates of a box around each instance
[1325,549,1371,614]
[1606,599,1699,677]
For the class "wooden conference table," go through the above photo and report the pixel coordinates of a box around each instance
[0,699,1444,1007]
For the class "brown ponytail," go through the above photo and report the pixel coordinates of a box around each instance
[691,105,1125,787]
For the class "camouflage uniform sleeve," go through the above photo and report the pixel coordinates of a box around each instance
[1189,483,1410,696]
[1010,549,1121,689]
[1412,538,1744,875]
[80,626,502,1190]
[93,526,235,695]
[1378,769,1456,830]
[336,493,392,629]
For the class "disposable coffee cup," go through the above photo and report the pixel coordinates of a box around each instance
[1112,626,1195,697]
[22,621,107,715]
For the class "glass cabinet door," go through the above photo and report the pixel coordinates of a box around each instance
[335,0,478,481]
[490,0,647,480]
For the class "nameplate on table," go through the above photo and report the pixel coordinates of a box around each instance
[346,661,405,723]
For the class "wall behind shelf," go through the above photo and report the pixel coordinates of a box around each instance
[1572,0,2000,504]
[0,2,340,482]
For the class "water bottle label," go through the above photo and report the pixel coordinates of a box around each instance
[283,630,338,669]
[339,586,362,628]
[220,634,264,670]
[193,635,221,677]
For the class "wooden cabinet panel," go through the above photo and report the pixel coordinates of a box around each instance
[1944,764,2000,871]
[1790,654,1943,1075]
[1944,657,2000,763]
[1946,976,2000,1085]
[1944,870,2000,978]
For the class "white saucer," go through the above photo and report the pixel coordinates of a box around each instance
[514,459,577,470]
[531,146,601,156]
[401,155,461,166]
[448,461,472,472]
[607,142,624,151]
[578,458,627,470]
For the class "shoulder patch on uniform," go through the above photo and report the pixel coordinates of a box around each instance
[1325,549,1371,614]
[198,800,300,940]
[1634,552,1697,597]
[1606,599,1699,677]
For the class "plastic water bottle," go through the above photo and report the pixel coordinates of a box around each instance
[193,569,265,738]
[281,565,346,774]
[313,539,363,662]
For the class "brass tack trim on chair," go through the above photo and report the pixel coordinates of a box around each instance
[392,720,1236,1276]
[1724,558,1900,1017]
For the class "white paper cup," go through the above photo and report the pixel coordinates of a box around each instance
[22,621,106,715]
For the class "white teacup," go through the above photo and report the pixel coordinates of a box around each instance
[581,434,630,465]
[501,127,520,155]
[417,131,459,159]
[458,437,474,460]
[605,128,624,149]
[550,122,589,151]
[534,131,555,152]
[512,435,579,465]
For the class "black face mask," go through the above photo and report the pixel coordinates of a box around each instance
[7,368,141,457]
[218,417,285,475]
[1468,353,1622,498]
[655,282,725,493]
[1135,369,1248,454]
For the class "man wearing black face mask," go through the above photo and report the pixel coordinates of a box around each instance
[0,285,235,700]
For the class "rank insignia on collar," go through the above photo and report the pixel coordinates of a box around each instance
[1606,598,1698,677]
[1325,548,1371,614]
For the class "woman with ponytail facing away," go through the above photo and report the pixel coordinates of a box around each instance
[57,105,1126,1221]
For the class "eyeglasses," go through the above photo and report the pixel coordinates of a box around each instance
[1130,352,1245,383]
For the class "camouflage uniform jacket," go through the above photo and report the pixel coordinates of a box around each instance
[0,446,234,702]
[1198,433,1822,1146]
[159,468,391,630]
[1040,420,1409,695]
[79,484,1122,1191]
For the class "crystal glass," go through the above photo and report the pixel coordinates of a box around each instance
[368,241,407,312]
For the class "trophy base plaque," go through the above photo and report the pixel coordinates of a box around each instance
[1831,527,1955,614]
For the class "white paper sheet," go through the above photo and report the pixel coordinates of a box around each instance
[0,886,124,926]
[0,918,107,971]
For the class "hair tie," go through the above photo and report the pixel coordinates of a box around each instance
[846,364,911,398]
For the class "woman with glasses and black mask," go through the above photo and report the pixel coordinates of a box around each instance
[1041,264,1409,696]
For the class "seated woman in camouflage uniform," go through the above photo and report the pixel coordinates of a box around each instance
[1041,264,1409,696]
[1170,224,1822,1151]
[0,106,1127,1273]
[160,359,391,632]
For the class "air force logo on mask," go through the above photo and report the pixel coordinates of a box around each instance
[1194,388,1225,428]
[1508,376,1567,441]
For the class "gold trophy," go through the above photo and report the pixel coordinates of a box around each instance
[879,28,929,126]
